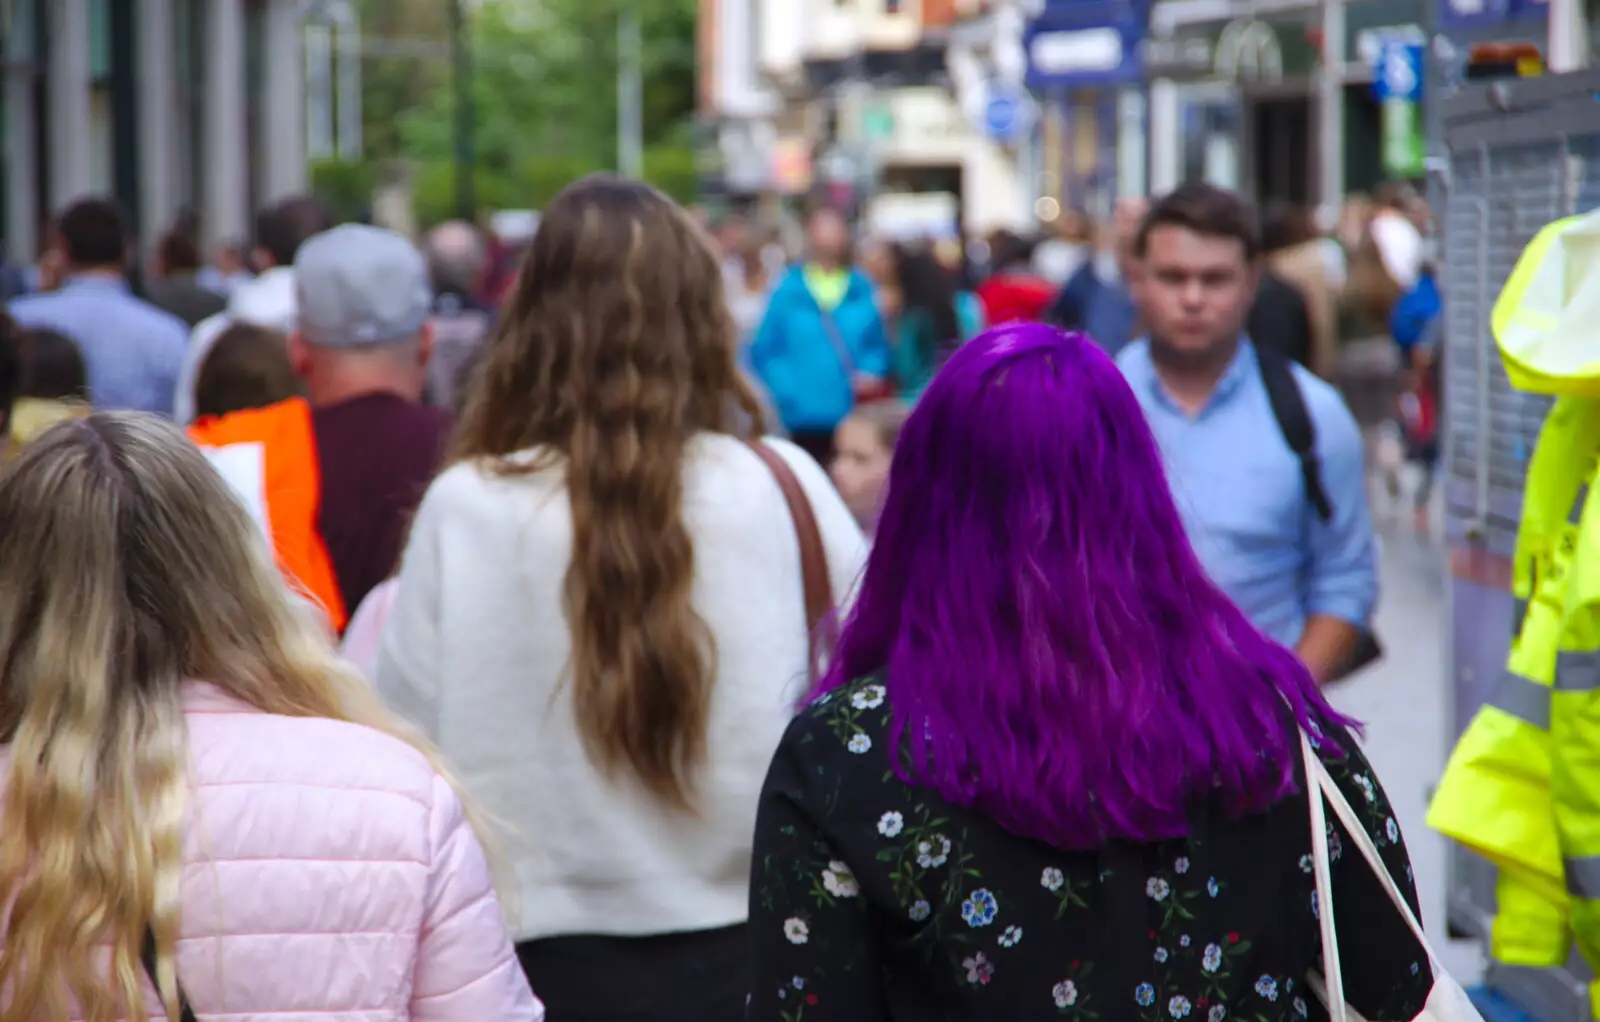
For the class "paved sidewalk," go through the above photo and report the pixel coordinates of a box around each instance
[1325,513,1485,984]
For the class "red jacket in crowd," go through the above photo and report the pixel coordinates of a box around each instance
[975,273,1056,326]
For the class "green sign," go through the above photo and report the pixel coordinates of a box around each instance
[863,106,896,143]
[1380,96,1424,177]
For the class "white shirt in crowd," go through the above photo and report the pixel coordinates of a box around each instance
[1032,240,1091,287]
[174,266,298,424]
[1369,209,1424,292]
[375,435,869,943]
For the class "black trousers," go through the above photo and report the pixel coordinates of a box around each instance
[516,924,747,1022]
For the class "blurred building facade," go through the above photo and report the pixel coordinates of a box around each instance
[698,0,1036,236]
[0,0,308,264]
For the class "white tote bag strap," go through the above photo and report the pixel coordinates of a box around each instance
[1305,728,1349,1022]
[1300,729,1443,962]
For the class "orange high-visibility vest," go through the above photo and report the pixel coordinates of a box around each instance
[187,397,349,633]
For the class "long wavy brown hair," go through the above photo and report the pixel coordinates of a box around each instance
[453,175,768,810]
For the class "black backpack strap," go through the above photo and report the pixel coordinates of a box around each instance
[142,925,198,1022]
[1256,344,1334,522]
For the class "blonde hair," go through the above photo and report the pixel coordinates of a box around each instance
[844,399,911,453]
[0,413,496,1022]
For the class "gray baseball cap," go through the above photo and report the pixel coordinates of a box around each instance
[294,224,433,348]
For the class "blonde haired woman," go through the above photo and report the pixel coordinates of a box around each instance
[0,413,541,1021]
[378,175,868,1021]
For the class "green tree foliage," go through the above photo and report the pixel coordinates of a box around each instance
[352,0,451,161]
[333,0,699,225]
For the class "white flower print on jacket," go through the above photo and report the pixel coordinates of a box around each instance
[917,835,952,868]
[851,684,886,709]
[822,861,860,898]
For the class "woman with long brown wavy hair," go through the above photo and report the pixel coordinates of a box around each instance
[377,175,868,1022]
[0,412,540,1022]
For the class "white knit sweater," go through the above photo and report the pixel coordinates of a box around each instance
[375,435,869,942]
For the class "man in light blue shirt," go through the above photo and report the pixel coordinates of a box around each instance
[9,198,188,416]
[1116,183,1377,682]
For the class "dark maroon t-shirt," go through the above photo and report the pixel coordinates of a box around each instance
[312,393,452,617]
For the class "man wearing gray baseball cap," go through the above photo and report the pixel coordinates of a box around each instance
[287,223,453,617]
[190,224,451,634]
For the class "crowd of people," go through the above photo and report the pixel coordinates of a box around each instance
[708,181,1439,533]
[0,173,1454,1022]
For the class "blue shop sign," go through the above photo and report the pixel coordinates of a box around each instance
[1372,41,1424,101]
[983,82,1035,144]
[1436,0,1546,31]
[1025,1,1147,88]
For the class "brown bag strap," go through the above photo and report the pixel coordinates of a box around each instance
[746,440,835,677]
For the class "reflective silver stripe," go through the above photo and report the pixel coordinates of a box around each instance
[1487,671,1552,729]
[1567,856,1600,899]
[1513,597,1530,639]
[1573,485,1591,525]
[1556,650,1600,693]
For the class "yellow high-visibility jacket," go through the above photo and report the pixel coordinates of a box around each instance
[1429,396,1600,972]
[1555,459,1600,1017]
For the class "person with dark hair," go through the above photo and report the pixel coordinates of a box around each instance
[6,197,188,414]
[974,229,1054,325]
[1119,182,1377,684]
[747,323,1431,1022]
[147,228,228,327]
[193,322,301,420]
[254,197,337,270]
[197,238,254,297]
[423,220,495,412]
[16,327,87,401]
[176,196,337,424]
[880,244,962,400]
[1250,201,1336,377]
[751,205,890,464]
[10,328,90,446]
[1049,197,1146,355]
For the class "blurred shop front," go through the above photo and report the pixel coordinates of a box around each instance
[1,0,308,262]
[1025,0,1148,220]
[1146,0,1425,203]
[1432,0,1548,77]
[694,115,778,219]
[860,87,964,240]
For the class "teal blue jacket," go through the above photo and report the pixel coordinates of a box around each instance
[749,268,889,432]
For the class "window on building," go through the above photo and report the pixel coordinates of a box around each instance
[0,0,43,252]
[5,0,38,62]
[750,0,764,93]
[174,0,205,219]
[89,0,111,80]
[245,2,266,216]
[89,0,114,196]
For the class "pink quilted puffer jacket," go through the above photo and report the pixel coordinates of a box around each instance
[19,683,544,1021]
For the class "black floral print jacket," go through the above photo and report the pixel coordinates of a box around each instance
[747,676,1433,1022]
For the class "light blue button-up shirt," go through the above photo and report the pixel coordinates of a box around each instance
[1117,339,1378,646]
[9,276,189,416]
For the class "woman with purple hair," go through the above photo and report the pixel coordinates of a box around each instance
[746,323,1432,1021]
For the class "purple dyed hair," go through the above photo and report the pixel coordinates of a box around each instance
[814,323,1358,850]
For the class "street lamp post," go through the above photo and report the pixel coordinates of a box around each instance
[1317,0,1345,213]
[618,6,644,179]
[452,0,477,218]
